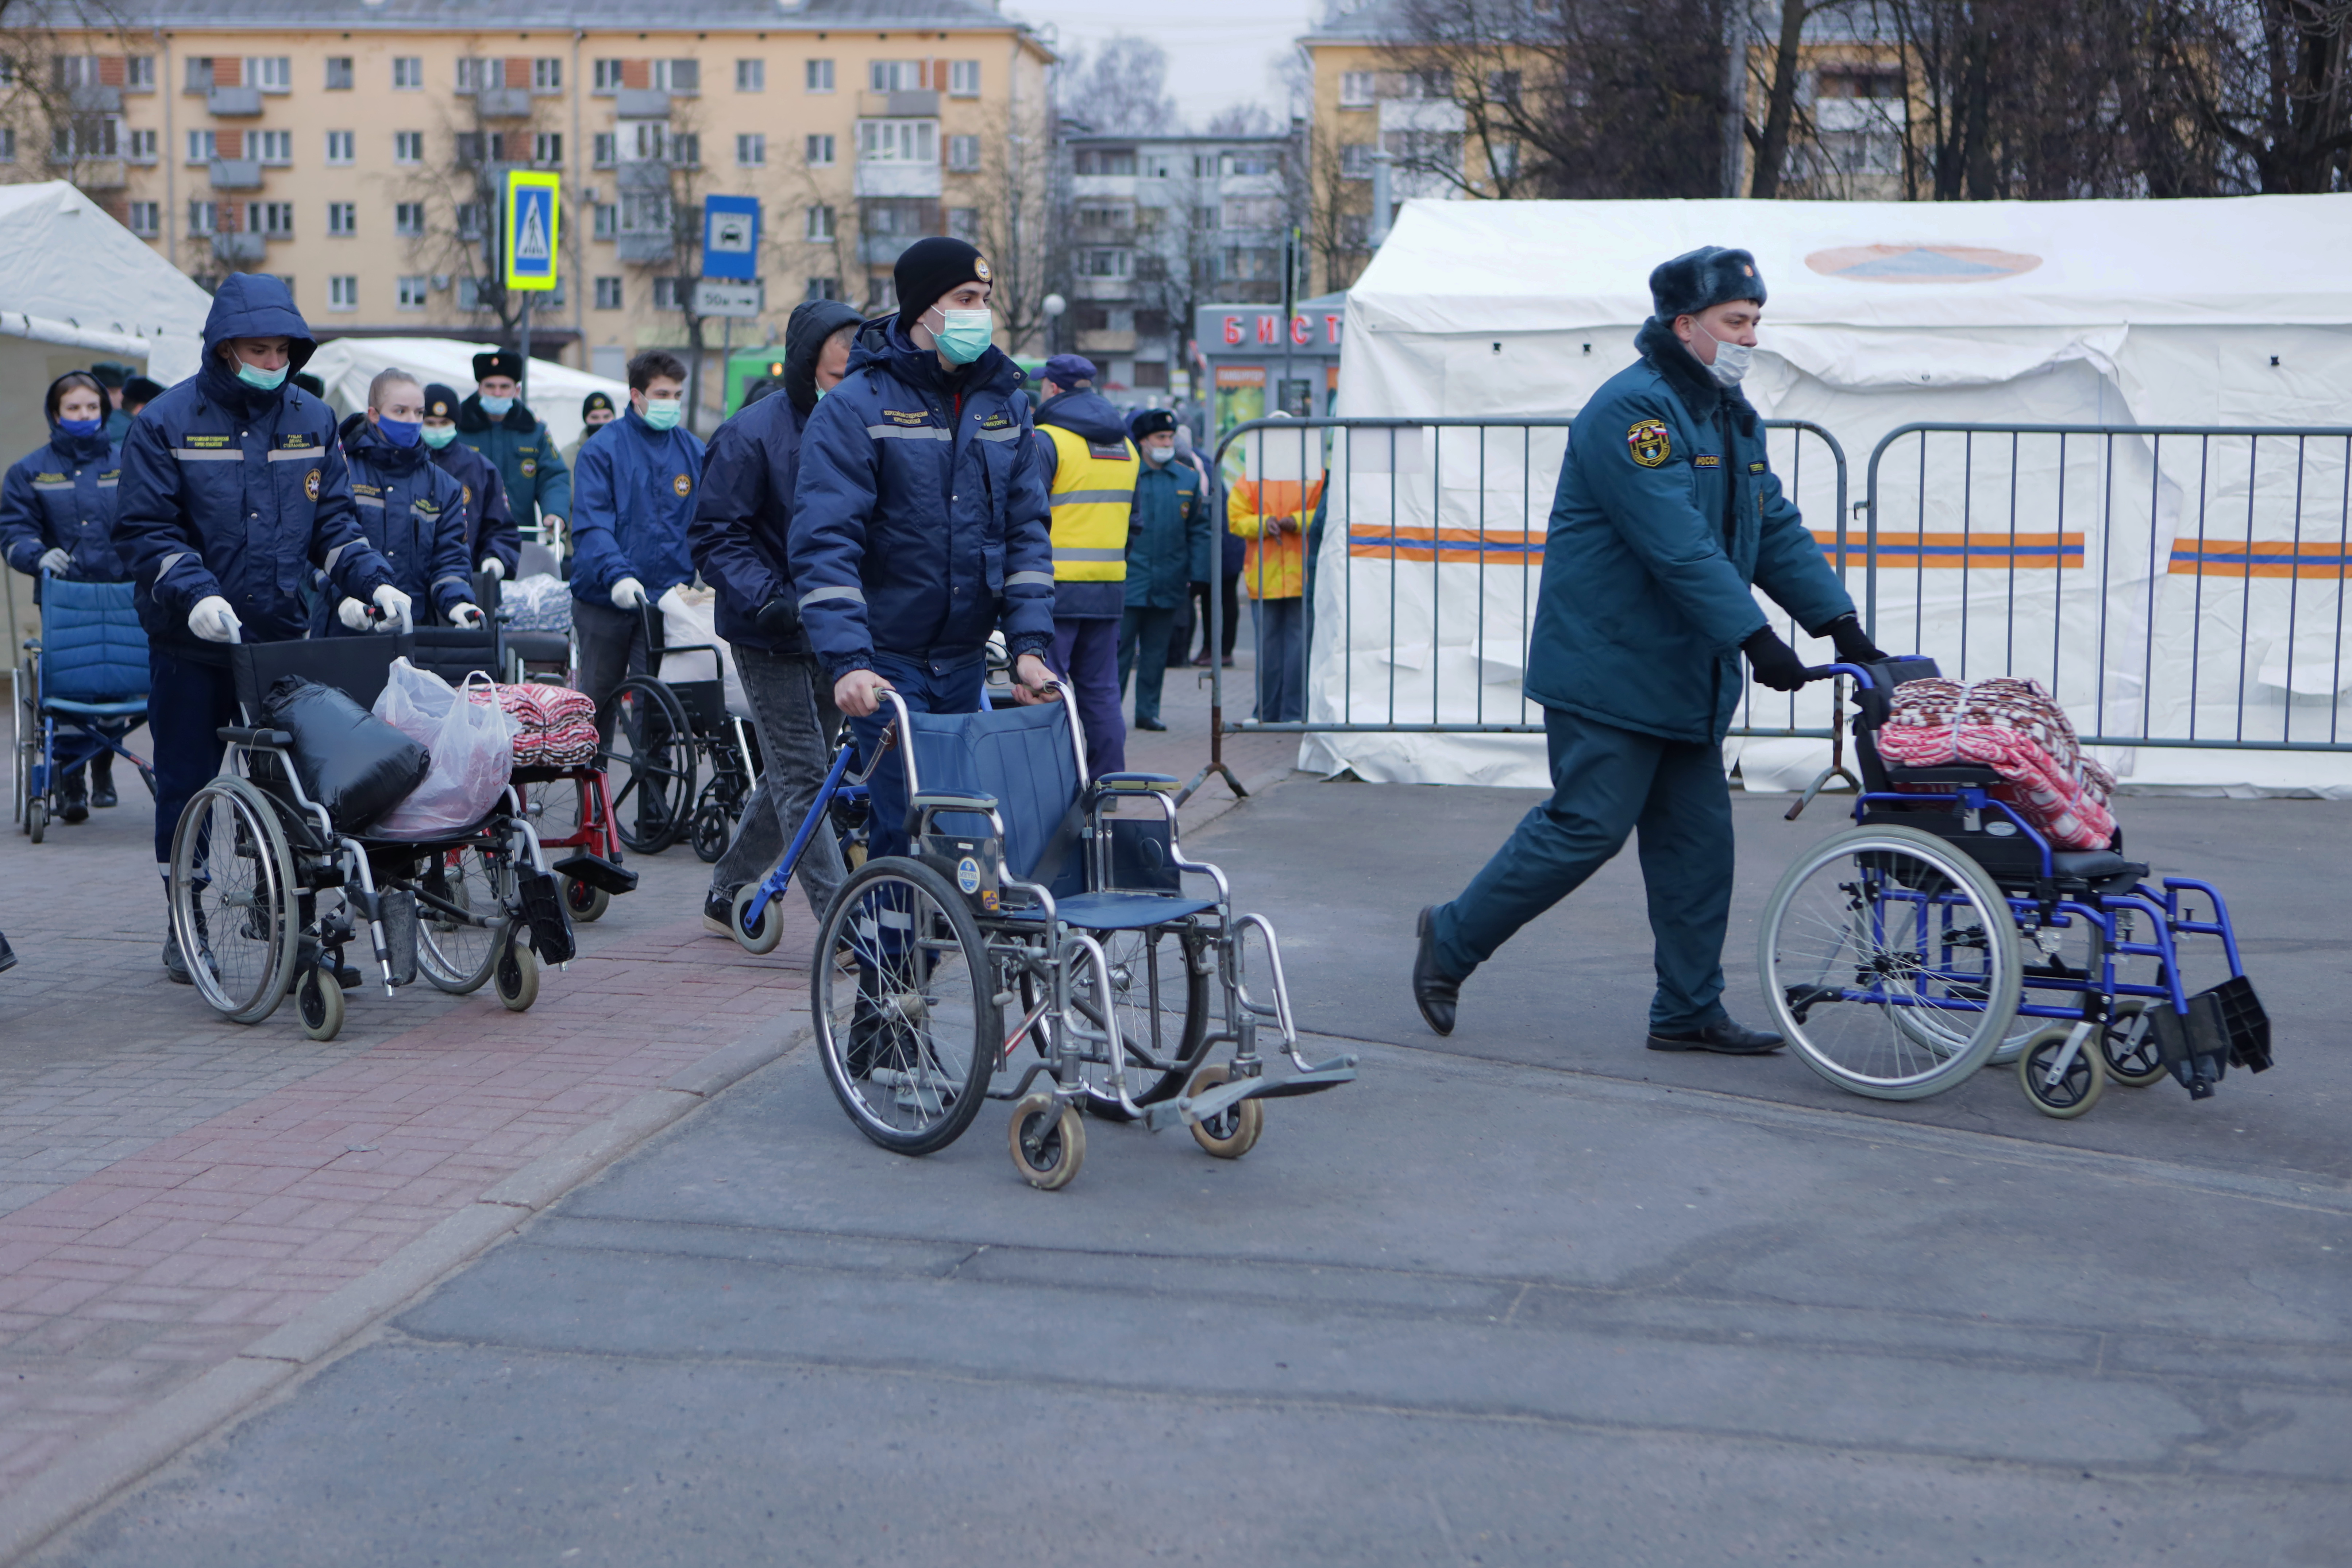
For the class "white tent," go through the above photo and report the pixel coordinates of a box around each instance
[1309,194,2352,794]
[302,337,626,452]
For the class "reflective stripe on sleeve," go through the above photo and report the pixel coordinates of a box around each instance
[798,583,867,609]
[172,448,241,462]
[972,425,1023,443]
[31,480,73,491]
[267,448,321,463]
[155,550,192,584]
[1049,490,1134,506]
[322,537,370,573]
[1005,571,1054,588]
[352,493,386,508]
[863,424,951,442]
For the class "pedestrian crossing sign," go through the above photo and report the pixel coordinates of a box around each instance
[504,170,560,292]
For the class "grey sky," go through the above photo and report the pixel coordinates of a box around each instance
[1004,2,1316,127]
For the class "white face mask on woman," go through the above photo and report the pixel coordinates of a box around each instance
[1689,318,1753,389]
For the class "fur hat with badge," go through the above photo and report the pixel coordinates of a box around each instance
[1648,246,1767,323]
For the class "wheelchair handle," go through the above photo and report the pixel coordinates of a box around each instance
[1801,662,1878,690]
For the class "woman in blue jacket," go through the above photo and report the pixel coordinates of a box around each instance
[1,371,127,815]
[322,370,478,635]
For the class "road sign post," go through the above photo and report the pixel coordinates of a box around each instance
[504,170,561,407]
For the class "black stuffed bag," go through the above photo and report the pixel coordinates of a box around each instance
[261,675,432,833]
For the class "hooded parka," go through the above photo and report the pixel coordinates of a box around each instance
[1524,317,1854,745]
[1,384,124,594]
[327,411,471,631]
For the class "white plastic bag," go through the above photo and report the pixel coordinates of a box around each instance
[660,587,750,719]
[369,659,520,839]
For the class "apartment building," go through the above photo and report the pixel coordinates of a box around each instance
[20,0,1051,384]
[1059,128,1301,398]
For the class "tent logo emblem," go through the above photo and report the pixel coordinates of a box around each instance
[1626,418,1672,468]
[1804,244,2042,284]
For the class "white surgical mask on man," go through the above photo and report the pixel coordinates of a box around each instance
[1690,318,1752,389]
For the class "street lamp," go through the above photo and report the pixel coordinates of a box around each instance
[1041,291,1066,355]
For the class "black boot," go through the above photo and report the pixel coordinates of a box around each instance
[1412,905,1461,1036]
[58,770,88,825]
[89,751,117,808]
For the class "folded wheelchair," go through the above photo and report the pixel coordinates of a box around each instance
[167,635,575,1041]
[725,689,1356,1188]
[593,602,761,862]
[1758,657,2269,1117]
[12,572,154,842]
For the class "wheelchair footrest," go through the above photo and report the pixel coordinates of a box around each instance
[1144,1059,1359,1131]
[517,869,578,965]
[554,850,638,896]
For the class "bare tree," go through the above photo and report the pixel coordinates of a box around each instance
[969,101,1059,356]
[387,74,566,340]
[2151,0,2352,193]
[1056,35,1181,135]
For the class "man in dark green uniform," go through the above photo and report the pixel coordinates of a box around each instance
[1412,246,1883,1054]
[454,349,572,552]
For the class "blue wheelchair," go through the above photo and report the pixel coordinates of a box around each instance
[727,688,1356,1189]
[12,572,153,843]
[1759,657,2269,1117]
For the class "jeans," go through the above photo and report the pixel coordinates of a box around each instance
[707,644,849,919]
[147,649,239,869]
[845,649,987,864]
[1190,575,1240,661]
[1117,606,1178,726]
[1049,617,1126,778]
[1429,705,1736,1034]
[1250,596,1306,723]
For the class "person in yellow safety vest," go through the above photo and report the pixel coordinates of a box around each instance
[1034,353,1140,777]
[1226,414,1325,723]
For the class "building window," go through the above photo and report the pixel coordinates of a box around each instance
[949,60,980,98]
[533,132,562,165]
[456,202,486,241]
[248,56,291,92]
[254,129,292,165]
[593,59,624,92]
[394,201,425,236]
[126,55,155,90]
[1080,249,1130,279]
[619,192,670,235]
[857,119,935,165]
[183,57,213,92]
[1227,151,1277,176]
[593,203,616,239]
[185,129,215,164]
[0,128,15,163]
[392,56,423,90]
[805,276,839,302]
[186,200,217,235]
[869,61,927,92]
[329,275,358,311]
[625,121,665,162]
[534,58,563,91]
[247,201,294,236]
[51,116,119,160]
[946,134,979,172]
[456,277,484,310]
[670,132,700,167]
[325,129,354,165]
[805,133,835,166]
[593,132,616,168]
[397,275,427,309]
[394,131,424,164]
[454,131,487,165]
[1339,70,1376,108]
[1340,142,1374,179]
[322,55,353,90]
[736,58,764,92]
[804,203,834,241]
[1073,148,1137,176]
[805,58,833,93]
[126,200,158,236]
[456,58,500,92]
[327,201,356,235]
[946,206,977,242]
[653,59,699,93]
[737,133,767,166]
[652,276,684,310]
[594,275,622,309]
[127,127,157,162]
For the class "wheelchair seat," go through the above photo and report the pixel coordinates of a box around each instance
[39,696,149,717]
[1041,891,1218,930]
[36,578,148,707]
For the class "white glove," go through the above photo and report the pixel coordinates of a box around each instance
[479,557,506,582]
[609,576,645,611]
[540,516,565,552]
[336,596,373,632]
[370,582,413,634]
[37,547,70,576]
[449,602,485,629]
[189,595,243,644]
[656,584,690,618]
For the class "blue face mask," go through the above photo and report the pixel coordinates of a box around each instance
[478,394,514,418]
[926,306,995,366]
[235,359,288,392]
[377,416,422,448]
[56,417,103,439]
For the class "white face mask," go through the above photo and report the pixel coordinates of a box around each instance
[1142,442,1173,465]
[1690,318,1753,388]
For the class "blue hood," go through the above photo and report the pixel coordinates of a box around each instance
[198,274,316,403]
[1035,388,1127,445]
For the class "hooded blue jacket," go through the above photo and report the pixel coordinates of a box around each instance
[568,405,704,606]
[113,275,390,659]
[788,320,1054,681]
[1,421,123,592]
[325,412,471,630]
[1035,387,1134,619]
[691,386,816,657]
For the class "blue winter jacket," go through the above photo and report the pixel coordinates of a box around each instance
[1,424,125,595]
[113,274,391,660]
[324,412,470,631]
[1526,317,1855,744]
[429,437,518,577]
[568,405,704,607]
[789,320,1054,682]
[1124,453,1207,611]
[690,387,816,657]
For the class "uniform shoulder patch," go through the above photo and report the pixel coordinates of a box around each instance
[1626,418,1672,469]
[304,468,321,501]
[1693,454,1720,469]
[519,459,537,476]
[1749,460,1768,474]
[673,472,693,498]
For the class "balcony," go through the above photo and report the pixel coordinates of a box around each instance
[72,159,126,190]
[616,159,671,192]
[474,86,534,119]
[615,232,673,263]
[209,158,262,189]
[206,85,262,116]
[68,84,122,113]
[854,162,940,199]
[859,89,939,117]
[613,88,670,118]
[211,232,266,263]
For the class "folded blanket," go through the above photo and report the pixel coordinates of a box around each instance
[466,681,600,768]
[1875,676,2118,850]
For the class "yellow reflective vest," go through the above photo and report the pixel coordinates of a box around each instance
[1041,424,1138,582]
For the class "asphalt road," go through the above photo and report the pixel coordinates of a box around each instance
[34,784,2352,1567]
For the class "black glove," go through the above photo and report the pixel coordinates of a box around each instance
[1820,613,1887,666]
[1742,626,1811,693]
[754,596,800,641]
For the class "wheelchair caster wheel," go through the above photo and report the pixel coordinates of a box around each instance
[731,882,784,956]
[2019,1027,2105,1119]
[494,941,539,1012]
[1009,1093,1084,1190]
[2099,1000,2167,1088]
[1185,1065,1263,1159]
[562,875,610,924]
[25,799,42,843]
[296,968,344,1042]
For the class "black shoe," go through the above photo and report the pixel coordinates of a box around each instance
[0,931,16,974]
[59,777,88,825]
[703,891,735,936]
[89,755,117,808]
[1412,905,1460,1036]
[1134,716,1167,731]
[162,920,192,985]
[1646,1019,1784,1055]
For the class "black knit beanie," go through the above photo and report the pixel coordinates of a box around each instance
[893,236,990,333]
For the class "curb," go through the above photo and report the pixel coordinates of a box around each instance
[0,1012,811,1566]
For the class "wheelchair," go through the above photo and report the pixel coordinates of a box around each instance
[167,634,577,1042]
[597,602,762,861]
[1758,657,2270,1118]
[12,572,155,842]
[726,687,1357,1189]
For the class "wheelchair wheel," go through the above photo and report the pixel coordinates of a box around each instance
[296,967,345,1042]
[2100,999,2167,1086]
[494,938,539,1011]
[1064,925,1212,1119]
[813,857,996,1156]
[416,846,511,995]
[2019,1024,2106,1118]
[170,776,300,1025]
[1759,825,2022,1100]
[689,796,732,864]
[1184,1064,1264,1159]
[561,876,611,924]
[25,797,43,844]
[1007,1093,1085,1190]
[605,677,694,855]
[730,882,785,955]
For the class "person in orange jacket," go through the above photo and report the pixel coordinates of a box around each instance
[1226,422,1323,723]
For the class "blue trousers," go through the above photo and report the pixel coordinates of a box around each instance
[848,649,987,864]
[1429,705,1736,1034]
[1251,596,1306,722]
[1117,606,1178,726]
[1049,617,1125,779]
[148,649,239,868]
